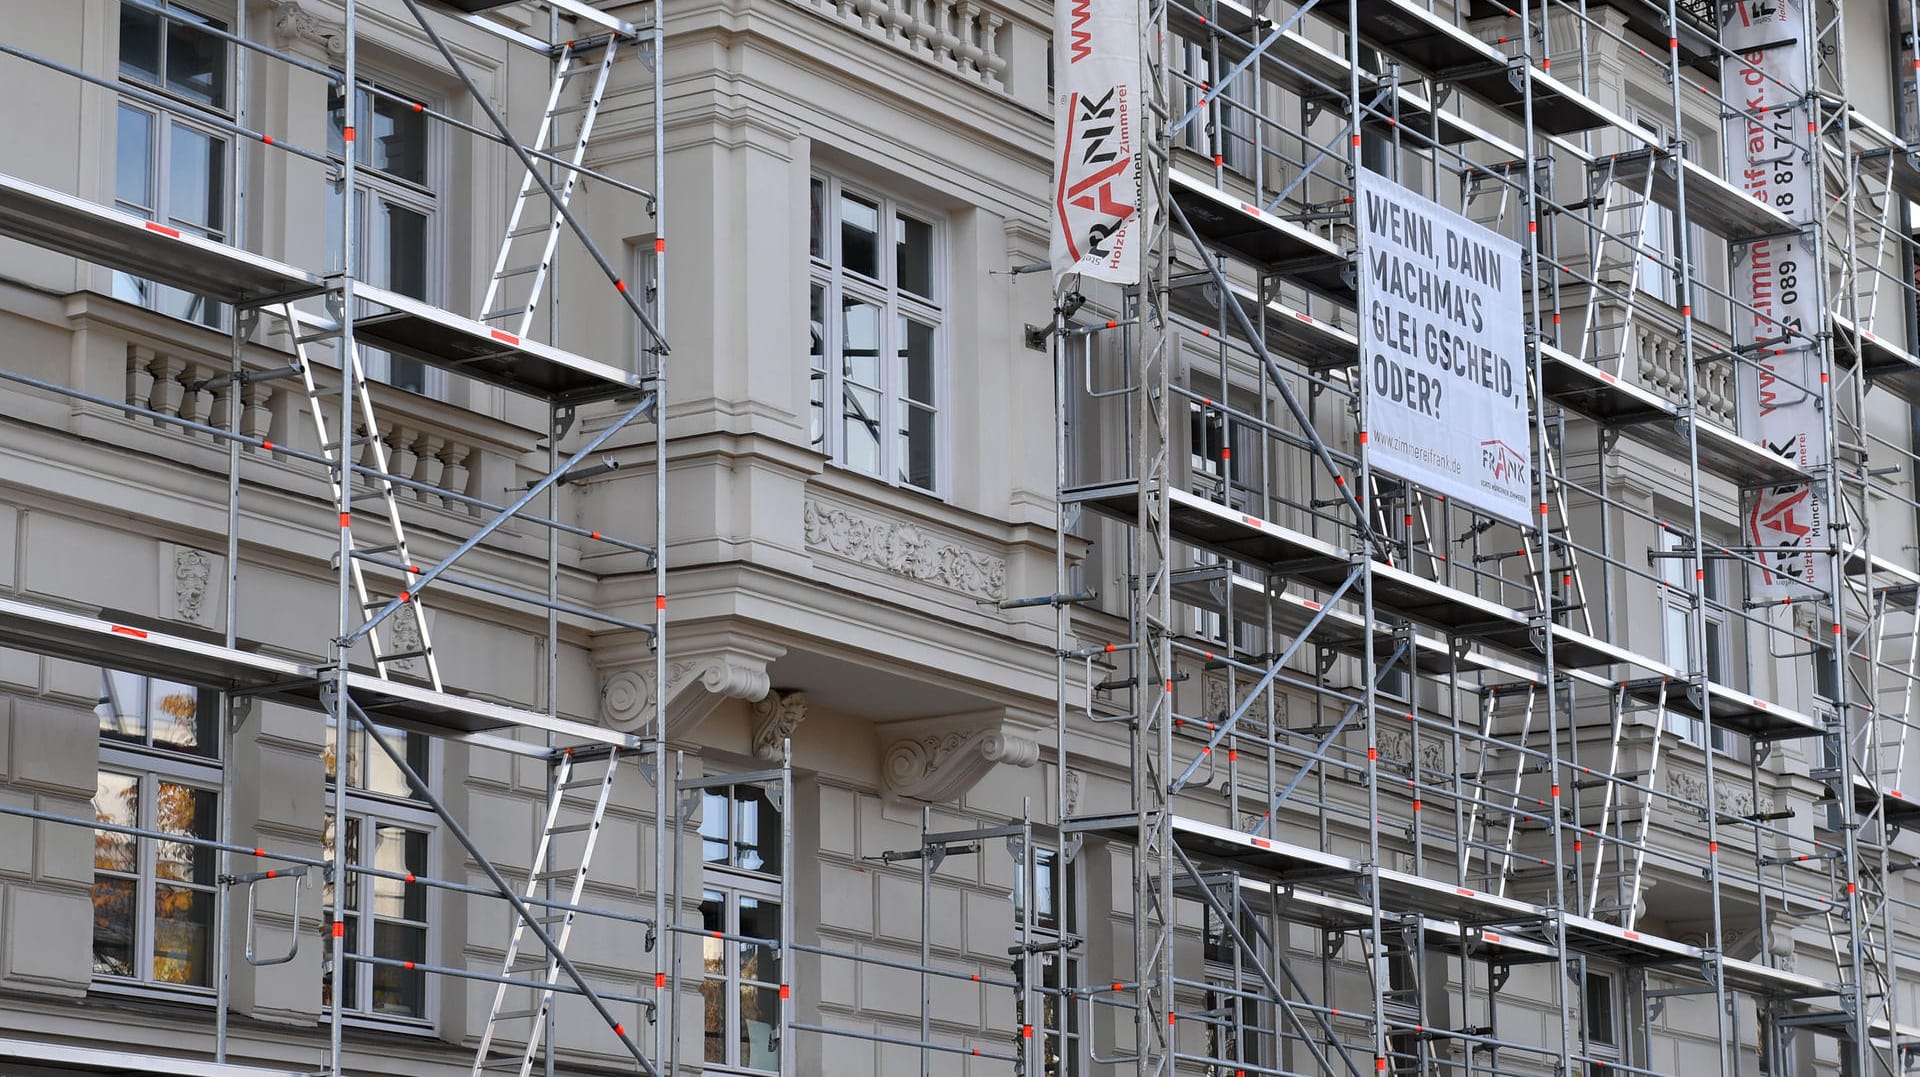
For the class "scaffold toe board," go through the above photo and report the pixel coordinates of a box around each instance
[0,1038,309,1077]
[1624,677,1824,740]
[1167,269,1359,370]
[1597,149,1798,243]
[350,284,646,404]
[0,596,308,691]
[0,173,322,305]
[1330,0,1622,135]
[1717,958,1843,1000]
[1169,170,1353,299]
[1560,912,1703,967]
[1831,313,1920,405]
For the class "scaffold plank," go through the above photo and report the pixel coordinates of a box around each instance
[1841,545,1920,611]
[1831,313,1920,406]
[1070,484,1356,584]
[1852,776,1920,826]
[1561,911,1701,966]
[0,173,321,304]
[1597,149,1798,243]
[1169,169,1353,300]
[1332,0,1626,135]
[350,284,646,404]
[0,596,307,692]
[260,670,644,749]
[1625,678,1825,740]
[0,1037,307,1077]
[1167,270,1359,370]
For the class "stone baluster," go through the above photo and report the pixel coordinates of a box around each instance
[908,0,935,53]
[882,0,911,41]
[438,443,473,515]
[411,432,446,504]
[241,382,276,452]
[981,11,1007,87]
[956,2,984,76]
[385,424,419,502]
[178,361,215,433]
[149,352,187,425]
[932,0,957,64]
[126,345,157,417]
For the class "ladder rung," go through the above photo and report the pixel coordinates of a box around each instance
[479,1055,532,1069]
[510,222,552,239]
[494,1008,548,1022]
[481,306,531,322]
[379,648,432,662]
[495,264,545,280]
[558,777,607,790]
[548,821,597,834]
[532,867,581,881]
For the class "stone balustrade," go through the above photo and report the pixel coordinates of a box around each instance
[799,0,1013,92]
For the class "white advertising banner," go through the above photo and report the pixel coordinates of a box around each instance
[1723,0,1825,596]
[1356,170,1531,525]
[1050,0,1141,283]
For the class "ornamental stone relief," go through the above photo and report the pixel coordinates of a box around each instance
[878,710,1043,803]
[802,498,1007,601]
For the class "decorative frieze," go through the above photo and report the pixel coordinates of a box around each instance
[802,497,1007,601]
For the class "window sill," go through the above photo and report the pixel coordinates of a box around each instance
[88,979,219,1009]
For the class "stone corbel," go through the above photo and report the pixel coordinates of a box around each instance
[600,639,786,738]
[750,691,809,762]
[271,1,347,58]
[878,708,1044,804]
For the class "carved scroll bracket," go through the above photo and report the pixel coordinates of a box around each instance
[878,708,1044,804]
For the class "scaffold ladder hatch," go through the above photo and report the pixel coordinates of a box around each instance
[472,745,624,1077]
[478,36,622,335]
[284,301,444,690]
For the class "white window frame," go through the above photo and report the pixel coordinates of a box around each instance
[809,174,946,495]
[1656,529,1738,754]
[1582,967,1622,1055]
[1625,109,1703,310]
[1023,845,1081,1077]
[91,671,222,996]
[1177,39,1252,174]
[699,782,786,1075]
[113,0,235,328]
[323,720,439,1027]
[327,78,447,399]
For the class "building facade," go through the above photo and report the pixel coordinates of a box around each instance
[0,0,1916,1076]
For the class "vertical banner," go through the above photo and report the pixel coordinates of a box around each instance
[1356,170,1531,525]
[1050,0,1141,283]
[1723,0,1825,596]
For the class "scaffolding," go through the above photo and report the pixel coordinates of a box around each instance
[1047,0,1920,1075]
[4,0,1920,1075]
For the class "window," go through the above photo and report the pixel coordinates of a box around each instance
[1657,530,1736,753]
[322,719,434,1021]
[1626,112,1701,308]
[809,176,944,493]
[1176,40,1250,173]
[114,2,232,327]
[1203,900,1267,1075]
[700,783,784,1073]
[1020,847,1081,1076]
[91,673,220,990]
[1582,968,1620,1051]
[327,81,442,397]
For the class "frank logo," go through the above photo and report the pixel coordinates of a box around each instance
[1056,88,1135,263]
[1481,439,1528,491]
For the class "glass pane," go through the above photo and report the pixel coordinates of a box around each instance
[700,891,725,974]
[167,124,225,235]
[323,722,363,789]
[897,317,935,405]
[733,786,782,874]
[841,297,881,386]
[119,5,161,86]
[155,782,215,883]
[740,983,781,1070]
[91,876,137,977]
[899,405,935,490]
[379,201,429,300]
[153,884,212,985]
[327,84,355,162]
[896,214,933,298]
[702,976,728,1063]
[809,284,827,449]
[115,106,155,212]
[808,179,825,261]
[369,94,428,185]
[737,897,781,983]
[372,824,428,921]
[839,193,880,278]
[165,10,227,109]
[701,791,730,864]
[843,386,882,478]
[97,670,147,743]
[147,679,212,754]
[364,726,425,800]
[93,773,139,872]
[371,921,427,1015]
